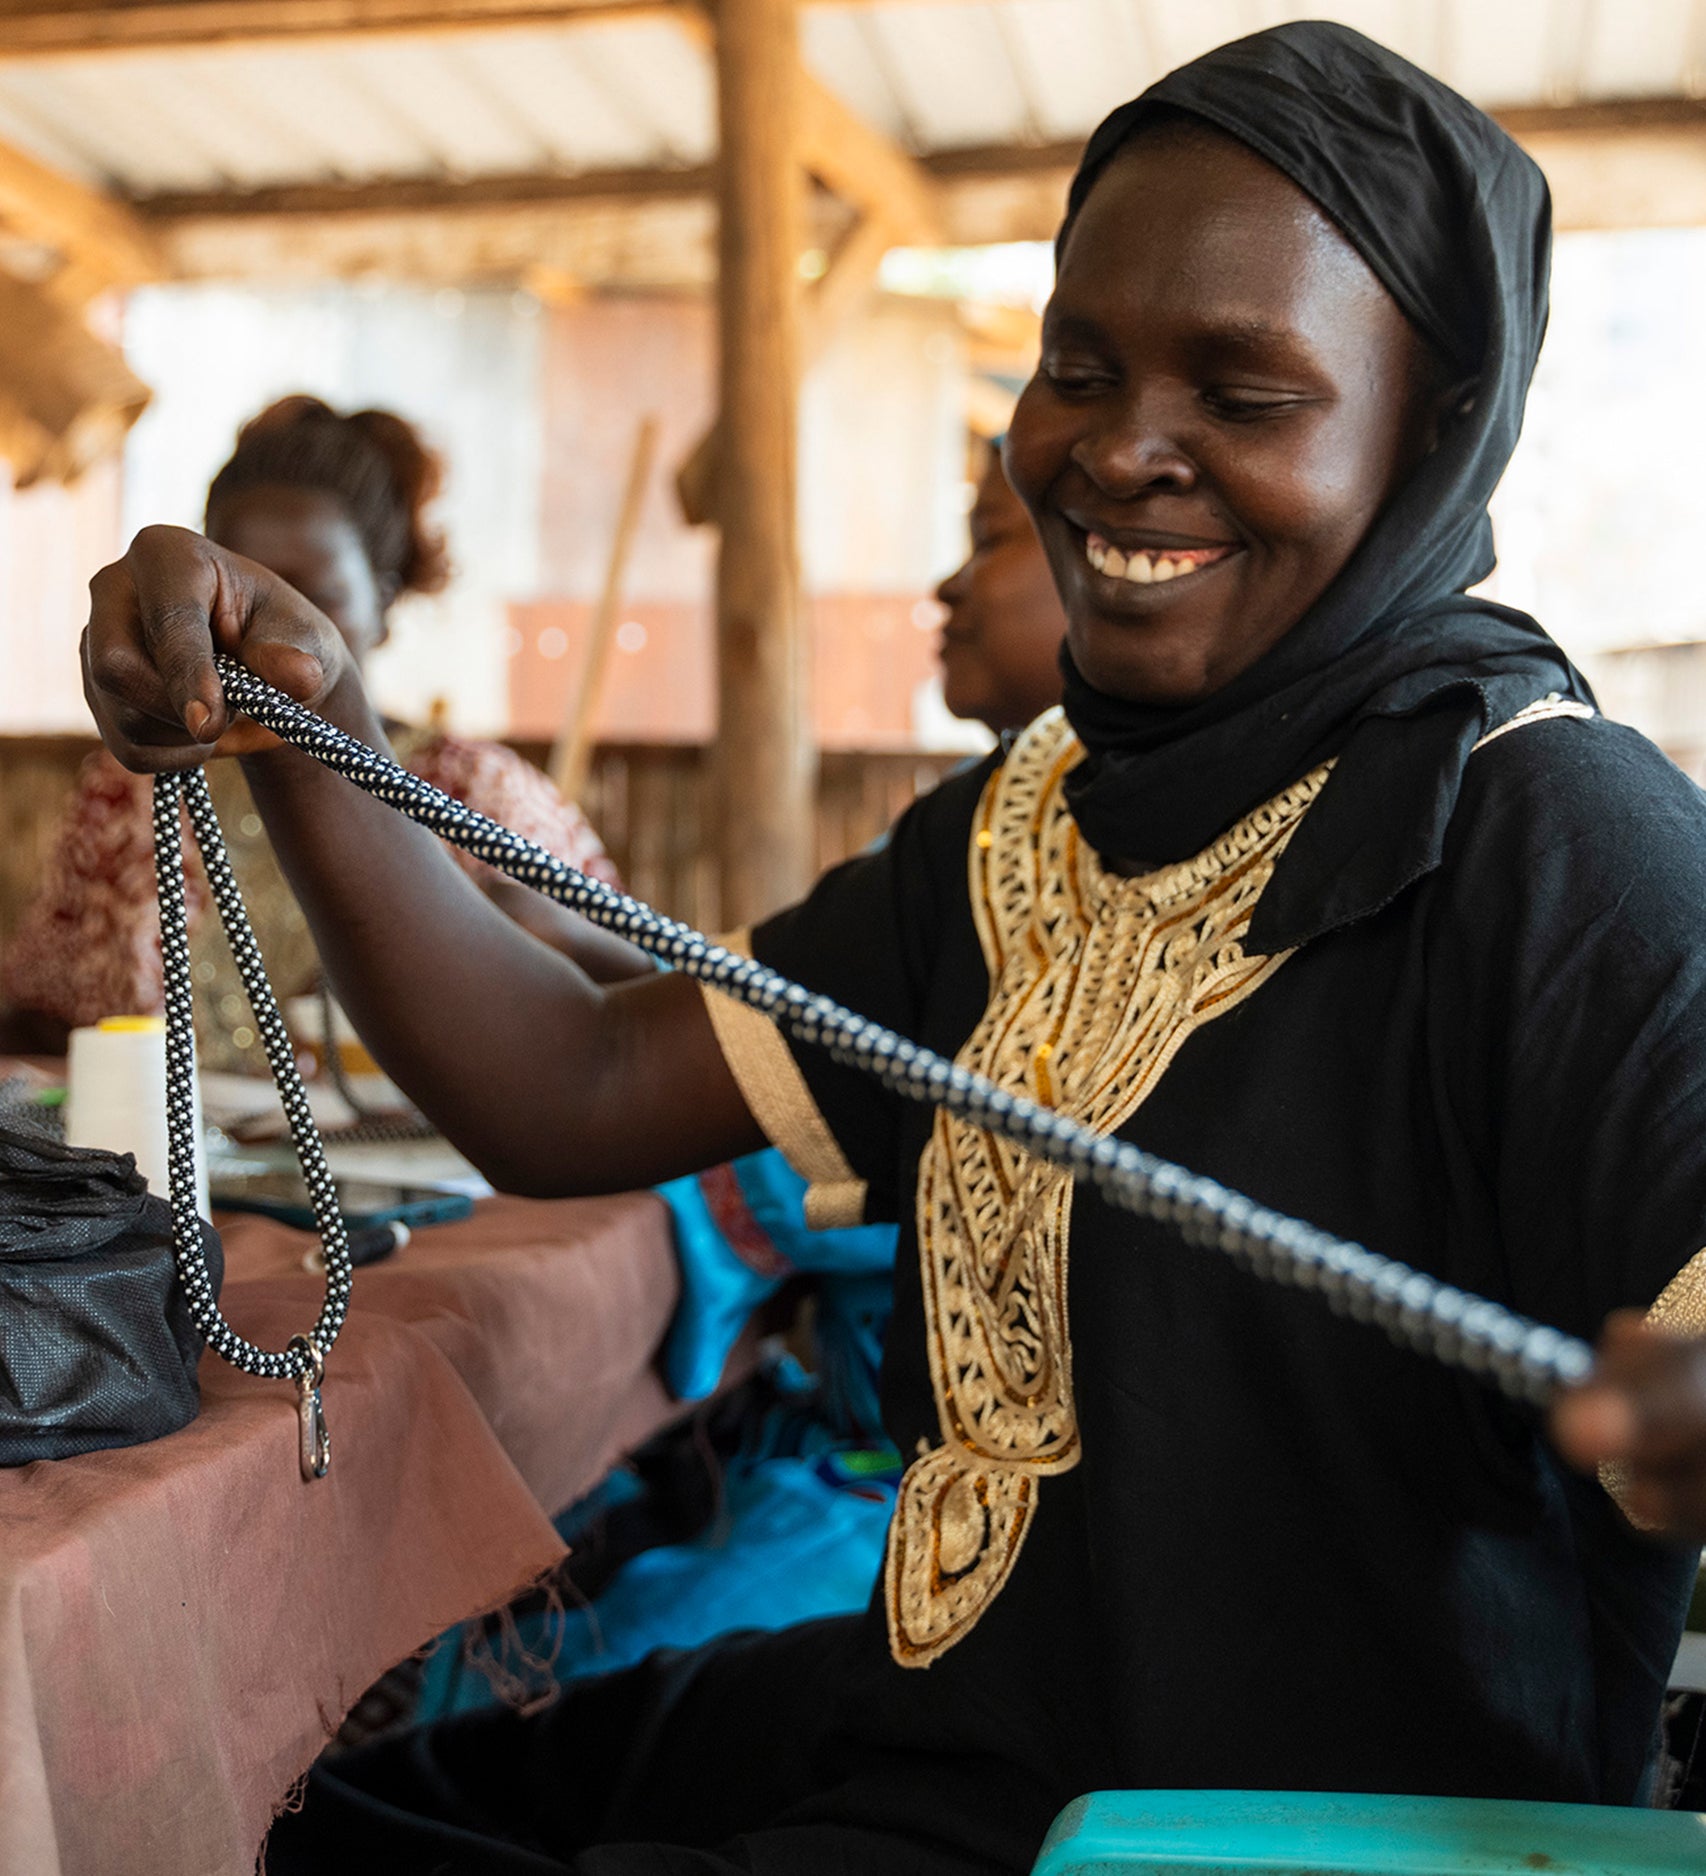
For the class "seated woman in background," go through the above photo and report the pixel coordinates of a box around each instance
[3,396,625,1071]
[934,438,1071,737]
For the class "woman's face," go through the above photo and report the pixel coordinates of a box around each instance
[935,456,1068,734]
[1005,124,1441,707]
[207,485,389,667]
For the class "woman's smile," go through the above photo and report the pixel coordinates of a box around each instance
[1081,530,1241,589]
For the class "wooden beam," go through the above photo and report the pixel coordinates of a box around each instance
[1493,98,1706,137]
[0,0,683,56]
[154,192,720,285]
[670,0,941,247]
[0,266,150,482]
[0,132,164,295]
[134,163,713,222]
[709,0,812,926]
[1520,125,1706,230]
[799,75,941,245]
[135,89,941,244]
[805,205,895,345]
[132,93,1706,285]
[0,0,980,55]
[921,139,1083,181]
[676,203,895,525]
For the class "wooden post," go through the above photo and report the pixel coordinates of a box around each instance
[710,0,814,928]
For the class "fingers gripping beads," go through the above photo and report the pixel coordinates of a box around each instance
[181,656,1596,1423]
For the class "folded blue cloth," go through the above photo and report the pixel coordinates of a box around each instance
[656,1149,896,1407]
[414,1377,900,1719]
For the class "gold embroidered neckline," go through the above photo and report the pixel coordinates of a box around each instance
[884,707,1331,1667]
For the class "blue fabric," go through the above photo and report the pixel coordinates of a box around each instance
[413,1157,901,1726]
[655,1148,897,1404]
[416,1407,898,1720]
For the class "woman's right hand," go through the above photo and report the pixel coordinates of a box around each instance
[82,525,358,769]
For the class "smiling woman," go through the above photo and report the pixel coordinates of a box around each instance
[1007,112,1449,710]
[77,20,1706,1876]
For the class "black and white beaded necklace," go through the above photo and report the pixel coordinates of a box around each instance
[154,658,1594,1482]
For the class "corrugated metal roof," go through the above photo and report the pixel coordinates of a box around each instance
[0,0,1697,202]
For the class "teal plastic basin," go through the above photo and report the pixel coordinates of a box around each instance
[1031,1790,1706,1875]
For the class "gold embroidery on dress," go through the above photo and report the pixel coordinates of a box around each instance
[885,708,1330,1666]
[1648,1248,1706,1339]
[1603,1242,1706,1525]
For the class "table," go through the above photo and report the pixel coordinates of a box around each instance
[0,1188,685,1876]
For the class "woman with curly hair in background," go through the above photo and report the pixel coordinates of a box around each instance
[3,395,632,1069]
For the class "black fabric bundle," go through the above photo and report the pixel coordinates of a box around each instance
[1051,21,1593,949]
[0,1123,221,1463]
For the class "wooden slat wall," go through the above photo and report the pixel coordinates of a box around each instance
[514,738,964,932]
[0,735,964,971]
[0,734,95,961]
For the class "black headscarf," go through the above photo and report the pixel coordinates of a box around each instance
[1050,21,1592,949]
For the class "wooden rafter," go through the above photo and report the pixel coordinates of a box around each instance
[0,131,165,300]
[0,265,150,482]
[0,0,983,56]
[0,0,684,55]
[134,163,713,221]
[671,0,943,246]
[796,73,940,246]
[130,144,1062,226]
[134,101,945,247]
[675,201,895,523]
[130,94,1706,236]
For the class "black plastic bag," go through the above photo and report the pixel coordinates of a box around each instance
[0,1121,222,1463]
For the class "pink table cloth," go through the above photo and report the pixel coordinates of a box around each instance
[0,1190,681,1876]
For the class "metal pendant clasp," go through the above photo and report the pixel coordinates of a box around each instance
[288,1335,330,1481]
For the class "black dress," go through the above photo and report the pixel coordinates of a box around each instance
[267,23,1704,1874]
[271,704,1704,1876]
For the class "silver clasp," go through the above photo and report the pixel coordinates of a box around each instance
[287,1335,330,1481]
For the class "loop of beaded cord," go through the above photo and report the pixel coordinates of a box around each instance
[206,657,1595,1408]
[154,767,352,1385]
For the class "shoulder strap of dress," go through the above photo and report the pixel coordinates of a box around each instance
[1471,692,1597,752]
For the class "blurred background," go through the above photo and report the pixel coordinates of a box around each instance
[1,0,1704,939]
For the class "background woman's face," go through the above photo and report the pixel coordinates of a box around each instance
[1005,124,1439,707]
[935,456,1067,734]
[207,485,388,667]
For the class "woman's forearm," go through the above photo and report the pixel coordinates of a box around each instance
[82,529,765,1195]
[238,676,760,1193]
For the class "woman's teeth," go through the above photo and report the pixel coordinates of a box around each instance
[1085,533,1227,586]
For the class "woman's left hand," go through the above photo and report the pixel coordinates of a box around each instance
[1552,1310,1706,1541]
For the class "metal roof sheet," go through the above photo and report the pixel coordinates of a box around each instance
[0,0,1696,203]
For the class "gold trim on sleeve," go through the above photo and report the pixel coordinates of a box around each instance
[698,971,868,1230]
[886,708,1332,1667]
[1646,1248,1706,1339]
[1471,694,1596,750]
[1600,1251,1706,1523]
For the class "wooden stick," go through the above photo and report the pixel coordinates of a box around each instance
[548,411,659,801]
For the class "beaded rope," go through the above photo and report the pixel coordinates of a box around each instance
[189,656,1595,1407]
[153,765,352,1382]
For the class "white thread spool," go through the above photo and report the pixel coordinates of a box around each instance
[65,1016,210,1218]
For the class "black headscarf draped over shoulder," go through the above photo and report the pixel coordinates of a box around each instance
[1050,20,1592,952]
